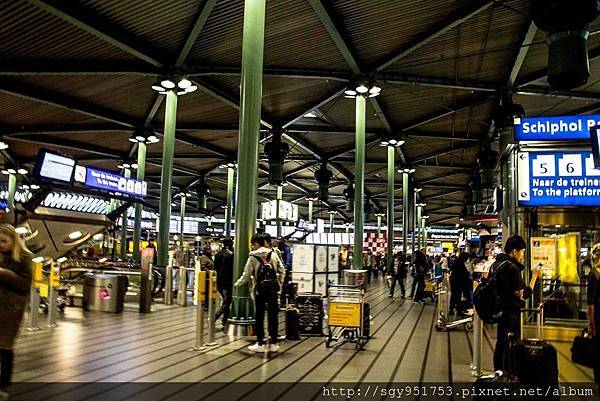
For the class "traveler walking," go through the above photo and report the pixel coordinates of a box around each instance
[492,235,541,371]
[0,224,32,400]
[389,252,407,298]
[214,238,234,327]
[234,234,285,353]
[587,243,600,391]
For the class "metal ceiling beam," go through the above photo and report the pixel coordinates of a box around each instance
[508,22,538,87]
[414,163,472,172]
[516,86,600,102]
[425,189,464,199]
[27,0,165,68]
[282,86,347,128]
[306,0,362,74]
[372,0,494,72]
[175,0,217,66]
[8,135,124,159]
[0,78,136,128]
[412,143,479,164]
[429,216,459,225]
[285,161,320,178]
[418,171,467,185]
[382,74,497,92]
[188,66,350,82]
[171,131,233,159]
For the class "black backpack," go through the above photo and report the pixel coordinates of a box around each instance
[473,261,510,324]
[253,252,278,294]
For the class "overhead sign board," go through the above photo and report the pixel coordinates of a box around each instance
[517,150,600,206]
[260,200,298,222]
[514,115,600,141]
[34,150,76,183]
[77,167,147,197]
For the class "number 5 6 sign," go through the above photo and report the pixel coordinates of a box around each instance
[518,150,600,206]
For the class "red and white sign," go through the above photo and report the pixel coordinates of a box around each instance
[363,233,387,254]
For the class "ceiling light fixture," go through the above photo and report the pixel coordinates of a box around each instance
[379,137,405,147]
[344,80,382,99]
[153,76,197,95]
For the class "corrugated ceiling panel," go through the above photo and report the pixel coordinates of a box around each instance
[0,93,102,126]
[184,131,239,153]
[414,100,494,135]
[10,75,155,121]
[331,0,474,69]
[0,2,139,62]
[388,2,530,82]
[154,90,239,125]
[514,94,597,117]
[80,0,201,59]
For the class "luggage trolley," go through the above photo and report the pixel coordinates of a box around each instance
[435,272,474,332]
[325,284,369,349]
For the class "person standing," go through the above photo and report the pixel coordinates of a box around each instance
[0,224,32,400]
[214,238,234,327]
[586,243,600,391]
[492,235,541,371]
[276,238,292,307]
[389,252,406,298]
[234,234,285,353]
[198,245,214,271]
[413,248,430,303]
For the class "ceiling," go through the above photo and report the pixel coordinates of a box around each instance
[2,0,600,226]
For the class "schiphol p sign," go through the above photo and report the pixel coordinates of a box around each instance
[514,115,600,141]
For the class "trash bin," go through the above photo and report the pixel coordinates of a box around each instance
[343,270,368,287]
[83,274,127,313]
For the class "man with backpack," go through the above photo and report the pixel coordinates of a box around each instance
[234,233,285,353]
[488,235,541,371]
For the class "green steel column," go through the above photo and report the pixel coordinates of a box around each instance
[308,200,313,223]
[179,194,186,252]
[6,173,16,210]
[133,142,146,261]
[417,205,422,250]
[402,172,409,259]
[120,168,131,259]
[377,215,382,234]
[422,217,428,249]
[157,91,178,267]
[329,212,334,233]
[412,191,417,261]
[387,146,395,272]
[225,167,234,237]
[231,0,266,327]
[345,224,350,234]
[353,95,366,270]
[276,185,282,237]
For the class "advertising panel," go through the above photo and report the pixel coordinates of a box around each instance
[517,150,600,206]
[530,237,557,278]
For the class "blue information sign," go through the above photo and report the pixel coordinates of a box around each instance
[517,150,600,206]
[514,115,600,141]
[82,167,147,197]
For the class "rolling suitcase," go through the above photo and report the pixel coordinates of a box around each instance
[508,308,559,400]
[474,371,519,401]
[286,306,301,340]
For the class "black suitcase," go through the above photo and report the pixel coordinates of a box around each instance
[571,329,600,368]
[362,303,370,338]
[508,308,559,400]
[286,306,301,340]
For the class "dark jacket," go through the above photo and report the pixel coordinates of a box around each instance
[0,251,32,349]
[492,253,532,315]
[414,251,430,276]
[214,248,234,291]
[278,244,292,270]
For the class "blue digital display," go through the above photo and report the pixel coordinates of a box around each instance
[84,168,147,197]
[517,150,600,207]
[514,115,600,141]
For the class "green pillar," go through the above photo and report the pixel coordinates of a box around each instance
[179,194,186,251]
[157,91,178,267]
[276,185,282,237]
[377,215,382,234]
[308,199,313,223]
[120,168,131,259]
[6,173,16,210]
[412,190,417,261]
[225,167,234,237]
[417,205,422,250]
[133,142,147,261]
[422,217,427,249]
[353,95,366,270]
[402,172,409,258]
[388,146,396,272]
[231,0,266,327]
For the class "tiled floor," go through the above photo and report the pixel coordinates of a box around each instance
[9,278,595,401]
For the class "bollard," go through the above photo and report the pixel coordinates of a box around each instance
[177,265,187,306]
[206,299,217,346]
[192,270,207,351]
[471,311,483,377]
[28,288,41,331]
[47,261,60,328]
[164,263,173,305]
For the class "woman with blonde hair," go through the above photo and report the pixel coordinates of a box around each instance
[0,224,32,400]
